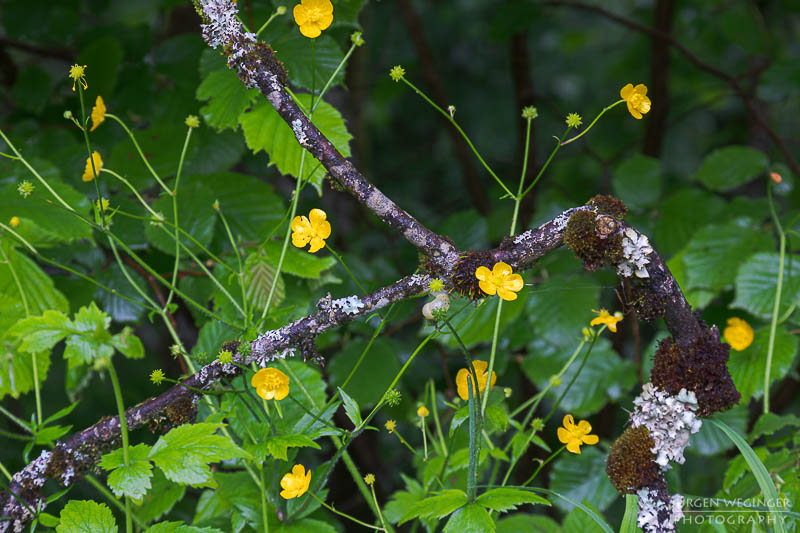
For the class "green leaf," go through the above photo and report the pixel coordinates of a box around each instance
[666,249,715,309]
[196,69,259,131]
[399,489,469,524]
[276,519,337,533]
[683,219,774,293]
[485,405,509,433]
[146,522,224,533]
[612,154,662,210]
[443,503,495,533]
[727,326,798,403]
[111,327,145,359]
[43,401,80,425]
[619,494,639,533]
[145,182,217,256]
[384,475,437,529]
[62,302,115,368]
[242,250,285,310]
[749,412,800,441]
[271,34,344,91]
[653,188,727,257]
[496,514,561,533]
[434,287,527,349]
[562,501,610,533]
[526,276,599,348]
[265,434,321,461]
[690,405,747,456]
[149,423,250,486]
[262,242,336,279]
[0,245,69,329]
[709,420,787,533]
[549,447,616,512]
[529,489,613,533]
[39,512,60,528]
[0,339,50,400]
[8,310,71,353]
[338,387,362,428]
[77,36,123,105]
[56,500,117,533]
[12,65,52,114]
[134,469,185,523]
[475,488,549,513]
[34,424,72,444]
[327,337,402,408]
[694,145,768,191]
[439,210,490,251]
[732,252,800,318]
[239,94,352,195]
[99,444,154,501]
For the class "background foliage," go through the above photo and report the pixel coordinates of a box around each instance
[1,0,798,531]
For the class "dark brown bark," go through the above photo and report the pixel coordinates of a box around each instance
[643,0,676,156]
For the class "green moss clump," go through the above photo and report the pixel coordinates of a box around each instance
[588,194,628,220]
[563,210,623,271]
[628,282,667,322]
[606,426,660,494]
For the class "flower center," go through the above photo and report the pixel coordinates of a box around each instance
[264,375,282,389]
[306,7,324,22]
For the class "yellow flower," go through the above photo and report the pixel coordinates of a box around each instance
[9,216,20,228]
[185,115,200,128]
[565,112,583,128]
[82,151,103,182]
[293,0,333,39]
[417,406,429,418]
[90,96,106,132]
[557,414,599,454]
[251,367,290,400]
[291,208,331,253]
[68,64,87,91]
[385,420,396,433]
[475,262,524,301]
[590,309,623,333]
[280,464,311,499]
[620,83,651,120]
[364,473,375,485]
[455,360,497,401]
[724,317,754,352]
[95,198,110,212]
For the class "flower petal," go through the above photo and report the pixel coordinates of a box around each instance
[577,420,592,433]
[455,368,470,401]
[316,220,332,239]
[293,5,309,25]
[308,236,326,253]
[475,266,491,281]
[563,414,576,430]
[309,208,327,225]
[620,83,634,100]
[504,274,524,292]
[557,427,570,444]
[496,287,518,301]
[493,262,513,277]
[582,434,599,445]
[300,23,322,38]
[317,12,333,31]
[566,440,582,454]
[634,84,648,96]
[478,279,497,296]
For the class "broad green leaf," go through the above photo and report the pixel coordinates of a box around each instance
[399,489,469,524]
[8,310,71,353]
[34,424,72,444]
[146,522,224,533]
[327,337,402,408]
[0,179,92,246]
[77,36,123,105]
[275,360,329,435]
[275,519,337,533]
[196,69,259,131]
[434,287,527,349]
[149,423,250,486]
[694,145,768,191]
[439,210,490,251]
[239,94,352,195]
[652,188,726,257]
[612,154,662,210]
[43,401,80,425]
[56,500,117,533]
[111,327,145,359]
[0,339,50,399]
[0,246,69,322]
[667,249,715,309]
[189,172,285,242]
[11,65,51,113]
[475,488,549,513]
[690,405,747,456]
[338,387,362,428]
[443,503,495,533]
[265,434,321,461]
[134,469,185,523]
[384,475,438,530]
[732,252,800,318]
[145,182,217,256]
[526,276,599,348]
[496,514,561,533]
[710,420,787,533]
[562,501,610,533]
[749,412,800,441]
[242,250,285,310]
[99,444,154,501]
[262,242,336,279]
[683,219,773,292]
[485,405,509,433]
[63,302,115,368]
[727,326,798,403]
[619,494,639,533]
[271,34,344,91]
[549,447,616,512]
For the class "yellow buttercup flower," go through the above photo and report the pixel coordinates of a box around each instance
[455,360,497,401]
[291,208,331,253]
[620,83,651,120]
[82,151,103,182]
[9,216,20,228]
[475,262,524,301]
[590,309,623,333]
[293,0,333,39]
[724,317,754,351]
[385,420,396,433]
[417,406,429,418]
[90,96,106,132]
[557,414,599,454]
[68,64,87,91]
[280,464,311,499]
[251,367,290,400]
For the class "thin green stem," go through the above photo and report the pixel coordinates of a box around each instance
[0,405,32,433]
[308,491,385,531]
[370,484,389,532]
[106,360,132,533]
[509,117,533,234]
[310,42,358,115]
[467,375,479,501]
[255,8,282,37]
[217,205,250,327]
[400,77,514,198]
[429,380,448,457]
[522,445,565,486]
[0,223,38,255]
[0,460,11,481]
[560,100,625,146]
[519,126,571,199]
[106,114,170,193]
[165,126,194,313]
[327,245,367,294]
[259,466,270,533]
[765,182,785,414]
[480,301,502,417]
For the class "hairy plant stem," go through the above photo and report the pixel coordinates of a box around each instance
[106,360,132,533]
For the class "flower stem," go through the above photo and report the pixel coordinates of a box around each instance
[308,491,385,531]
[560,100,625,146]
[107,359,132,533]
[106,114,171,193]
[522,445,565,486]
[259,466,270,533]
[519,126,571,199]
[764,182,785,414]
[164,125,194,315]
[467,375,480,501]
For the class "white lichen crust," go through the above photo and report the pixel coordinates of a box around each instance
[637,487,684,533]
[631,383,702,469]
[618,227,653,278]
